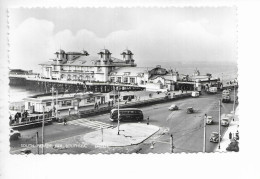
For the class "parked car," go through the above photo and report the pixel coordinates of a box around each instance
[20,148,32,155]
[206,116,213,125]
[191,91,200,97]
[208,87,218,94]
[186,107,194,114]
[209,132,221,143]
[168,104,179,111]
[9,128,21,140]
[221,117,229,127]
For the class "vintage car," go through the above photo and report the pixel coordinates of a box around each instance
[9,128,21,140]
[186,107,194,114]
[206,116,213,125]
[168,104,179,111]
[208,87,218,94]
[20,148,32,155]
[209,132,221,143]
[221,117,229,127]
[191,91,200,97]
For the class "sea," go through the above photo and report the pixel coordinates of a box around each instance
[9,63,238,103]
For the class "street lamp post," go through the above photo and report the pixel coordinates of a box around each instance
[203,114,206,153]
[35,132,39,154]
[117,88,120,135]
[218,99,221,149]
[42,105,45,154]
[233,86,236,118]
[56,90,58,120]
[113,85,115,106]
[51,87,54,117]
[171,134,174,153]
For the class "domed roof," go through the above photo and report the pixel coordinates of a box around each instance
[54,49,65,54]
[121,49,133,55]
[98,49,111,54]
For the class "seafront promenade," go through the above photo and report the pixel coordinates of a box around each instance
[55,90,192,119]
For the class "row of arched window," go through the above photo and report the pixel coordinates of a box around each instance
[61,74,93,81]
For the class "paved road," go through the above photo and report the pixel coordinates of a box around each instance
[10,90,237,154]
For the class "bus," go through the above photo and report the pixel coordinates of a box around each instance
[109,108,144,122]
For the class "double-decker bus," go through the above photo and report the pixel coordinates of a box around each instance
[109,108,144,122]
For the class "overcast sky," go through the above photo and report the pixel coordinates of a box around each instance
[9,8,237,71]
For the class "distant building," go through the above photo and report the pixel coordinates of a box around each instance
[109,67,152,85]
[109,65,179,91]
[9,69,33,75]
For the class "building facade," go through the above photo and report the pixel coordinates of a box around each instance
[39,49,136,82]
[39,48,179,91]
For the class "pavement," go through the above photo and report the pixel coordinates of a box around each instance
[83,123,159,147]
[215,106,239,152]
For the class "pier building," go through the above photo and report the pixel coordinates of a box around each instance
[39,49,136,82]
[10,48,222,93]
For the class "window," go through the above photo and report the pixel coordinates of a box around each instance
[117,77,121,83]
[110,77,115,82]
[130,78,135,83]
[124,77,128,83]
[46,102,52,106]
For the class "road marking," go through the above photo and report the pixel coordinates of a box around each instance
[67,118,113,130]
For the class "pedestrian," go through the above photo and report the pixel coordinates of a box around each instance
[229,132,232,140]
[147,116,149,125]
[24,110,28,118]
[108,101,110,107]
[15,113,18,123]
[68,108,71,116]
[64,118,67,125]
[9,115,12,125]
[181,89,183,93]
[111,100,114,106]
